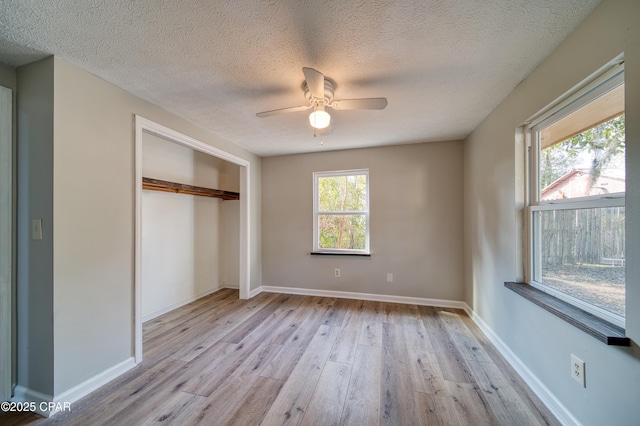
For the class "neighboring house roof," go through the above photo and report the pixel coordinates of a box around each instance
[541,169,625,199]
[541,169,584,196]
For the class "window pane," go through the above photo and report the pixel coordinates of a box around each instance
[318,174,367,211]
[318,214,366,250]
[535,207,625,317]
[539,114,625,201]
[538,82,625,201]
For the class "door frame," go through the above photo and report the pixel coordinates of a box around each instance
[0,85,13,401]
[134,116,251,363]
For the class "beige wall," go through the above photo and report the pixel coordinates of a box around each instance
[262,141,464,301]
[42,57,261,396]
[463,0,640,424]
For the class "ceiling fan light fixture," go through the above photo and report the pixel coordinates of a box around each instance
[309,108,331,129]
[256,67,387,132]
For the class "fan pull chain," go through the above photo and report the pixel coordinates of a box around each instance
[312,128,324,144]
[311,104,324,145]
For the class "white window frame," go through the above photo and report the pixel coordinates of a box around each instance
[313,169,370,254]
[525,59,625,328]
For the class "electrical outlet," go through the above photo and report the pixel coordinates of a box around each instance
[386,273,393,283]
[571,354,586,387]
[334,268,341,278]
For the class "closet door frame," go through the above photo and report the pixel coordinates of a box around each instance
[133,115,251,363]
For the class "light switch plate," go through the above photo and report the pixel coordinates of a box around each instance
[32,219,43,240]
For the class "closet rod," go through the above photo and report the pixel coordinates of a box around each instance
[142,177,239,200]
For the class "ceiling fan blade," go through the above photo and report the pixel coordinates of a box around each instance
[256,104,311,117]
[302,67,325,99]
[330,98,388,110]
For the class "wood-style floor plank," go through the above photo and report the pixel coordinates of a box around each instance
[340,344,382,426]
[405,320,448,395]
[319,297,351,327]
[329,298,364,364]
[165,343,282,425]
[358,300,383,347]
[260,325,340,425]
[142,290,232,338]
[139,392,203,426]
[465,358,547,426]
[299,361,352,425]
[437,309,494,364]
[419,306,475,384]
[8,290,560,426]
[444,381,496,426]
[259,298,333,381]
[415,390,463,426]
[221,377,284,426]
[455,312,561,425]
[167,292,280,362]
[143,290,246,348]
[182,308,293,397]
[380,322,420,425]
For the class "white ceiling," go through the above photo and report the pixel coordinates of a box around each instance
[0,0,600,156]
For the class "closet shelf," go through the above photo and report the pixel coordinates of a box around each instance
[142,177,239,200]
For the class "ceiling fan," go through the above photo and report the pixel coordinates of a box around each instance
[256,67,388,130]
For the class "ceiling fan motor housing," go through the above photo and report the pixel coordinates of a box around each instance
[303,78,336,106]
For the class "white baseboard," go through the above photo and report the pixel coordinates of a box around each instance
[223,282,239,289]
[249,286,263,298]
[12,357,136,418]
[142,286,222,322]
[258,285,468,309]
[12,385,53,417]
[465,306,581,426]
[55,357,136,409]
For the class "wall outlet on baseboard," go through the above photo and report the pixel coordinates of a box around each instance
[334,268,341,278]
[571,354,586,387]
[386,273,393,283]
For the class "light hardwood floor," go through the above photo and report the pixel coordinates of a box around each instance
[3,289,559,425]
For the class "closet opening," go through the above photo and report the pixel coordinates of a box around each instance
[134,116,250,363]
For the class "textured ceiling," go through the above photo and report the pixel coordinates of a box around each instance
[0,0,600,156]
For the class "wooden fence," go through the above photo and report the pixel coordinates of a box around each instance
[540,207,625,266]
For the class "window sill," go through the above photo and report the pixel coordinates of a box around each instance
[310,252,371,257]
[505,282,630,346]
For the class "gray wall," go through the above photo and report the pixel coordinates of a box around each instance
[0,62,17,400]
[463,0,640,424]
[0,63,16,89]
[16,58,54,396]
[262,141,464,301]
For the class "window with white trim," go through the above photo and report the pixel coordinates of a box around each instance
[526,61,625,327]
[313,169,369,254]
